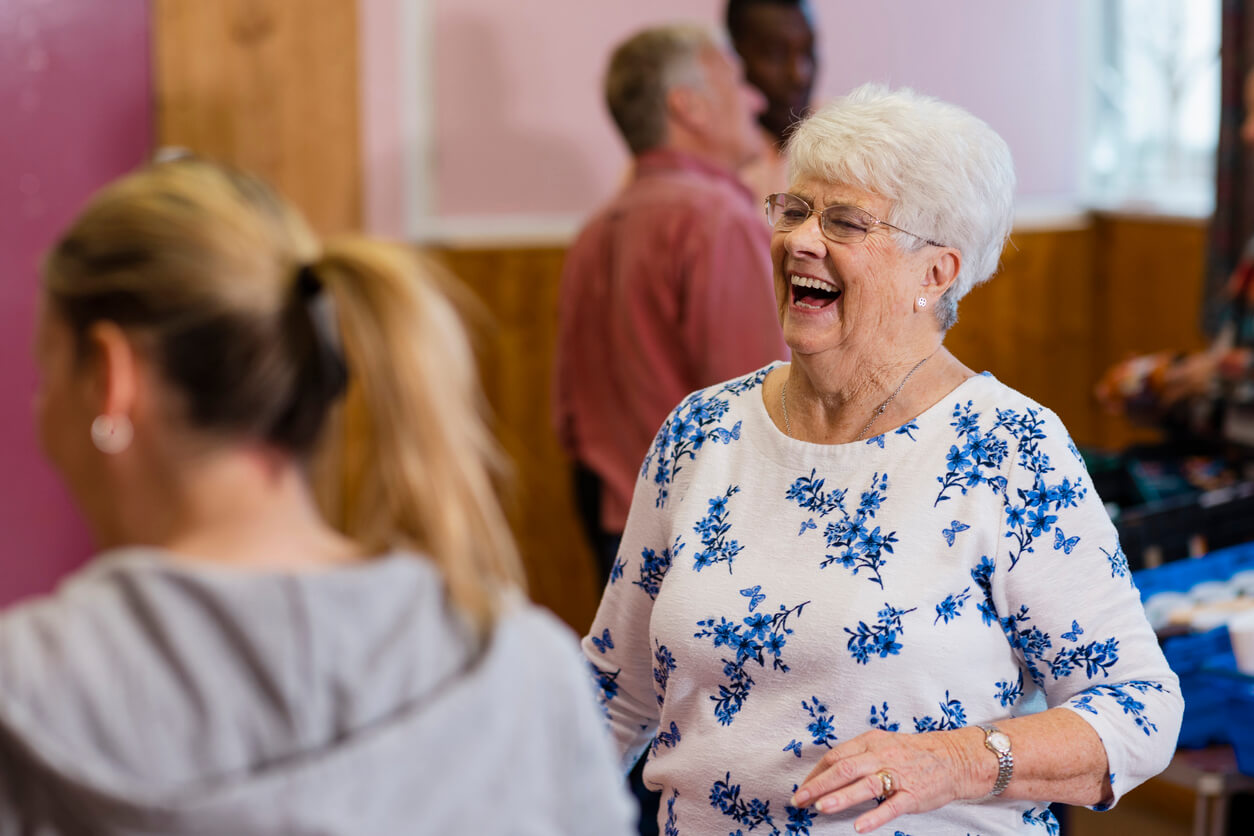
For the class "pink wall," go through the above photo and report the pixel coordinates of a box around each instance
[0,0,151,605]
[395,0,1083,232]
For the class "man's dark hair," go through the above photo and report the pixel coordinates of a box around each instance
[726,0,809,42]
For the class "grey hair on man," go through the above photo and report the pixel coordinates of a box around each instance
[786,84,1016,330]
[604,24,720,155]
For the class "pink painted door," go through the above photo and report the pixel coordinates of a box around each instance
[0,0,151,605]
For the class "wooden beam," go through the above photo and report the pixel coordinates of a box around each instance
[151,0,361,235]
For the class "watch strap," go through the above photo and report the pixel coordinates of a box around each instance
[978,724,1014,797]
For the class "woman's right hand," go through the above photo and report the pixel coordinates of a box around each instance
[789,727,987,833]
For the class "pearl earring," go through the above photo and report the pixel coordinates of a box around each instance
[91,414,133,454]
[917,297,928,309]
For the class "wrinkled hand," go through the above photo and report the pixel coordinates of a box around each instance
[790,729,980,833]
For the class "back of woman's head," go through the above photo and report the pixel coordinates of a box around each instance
[786,84,1016,327]
[44,158,524,637]
[45,158,341,452]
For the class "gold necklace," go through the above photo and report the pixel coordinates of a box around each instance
[781,351,936,441]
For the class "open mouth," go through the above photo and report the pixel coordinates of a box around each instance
[790,274,841,310]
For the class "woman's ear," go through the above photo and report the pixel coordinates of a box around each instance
[924,248,962,296]
[84,321,140,420]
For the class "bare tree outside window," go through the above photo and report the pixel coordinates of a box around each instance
[1087,0,1220,214]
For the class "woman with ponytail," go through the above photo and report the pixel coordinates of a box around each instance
[2,158,634,834]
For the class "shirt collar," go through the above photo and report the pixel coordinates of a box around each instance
[633,148,753,201]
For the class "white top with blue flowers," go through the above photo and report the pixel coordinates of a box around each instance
[583,364,1183,836]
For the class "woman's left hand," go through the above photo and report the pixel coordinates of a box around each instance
[791,728,985,833]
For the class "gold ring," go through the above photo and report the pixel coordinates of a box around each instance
[877,770,896,799]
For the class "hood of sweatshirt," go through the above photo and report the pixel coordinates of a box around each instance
[0,549,633,835]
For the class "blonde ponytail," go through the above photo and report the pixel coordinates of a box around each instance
[45,158,521,640]
[311,240,525,639]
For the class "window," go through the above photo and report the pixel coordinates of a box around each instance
[1086,0,1221,214]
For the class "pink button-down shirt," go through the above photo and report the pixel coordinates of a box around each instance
[553,149,788,534]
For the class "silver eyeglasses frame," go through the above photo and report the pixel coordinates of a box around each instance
[764,192,948,249]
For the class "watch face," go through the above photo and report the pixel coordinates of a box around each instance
[989,731,1011,752]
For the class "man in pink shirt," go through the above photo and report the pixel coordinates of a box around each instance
[554,24,788,588]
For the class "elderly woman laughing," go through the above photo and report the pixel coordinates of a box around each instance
[583,85,1182,835]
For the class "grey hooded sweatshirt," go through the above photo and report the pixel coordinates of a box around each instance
[0,550,635,835]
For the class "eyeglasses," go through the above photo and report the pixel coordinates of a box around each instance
[764,193,947,248]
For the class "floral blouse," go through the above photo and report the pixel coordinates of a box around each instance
[583,365,1183,835]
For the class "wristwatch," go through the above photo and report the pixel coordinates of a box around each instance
[978,724,1014,796]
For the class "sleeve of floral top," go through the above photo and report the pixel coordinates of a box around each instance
[983,405,1183,809]
[581,406,686,772]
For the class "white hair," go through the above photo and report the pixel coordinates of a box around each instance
[785,84,1016,330]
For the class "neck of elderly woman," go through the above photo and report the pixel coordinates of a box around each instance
[783,337,952,444]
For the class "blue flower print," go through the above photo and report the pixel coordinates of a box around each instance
[895,419,920,441]
[1070,681,1169,736]
[989,601,1120,688]
[1023,806,1061,834]
[1026,507,1058,538]
[782,696,838,757]
[709,773,775,833]
[653,720,681,753]
[709,774,813,836]
[1047,636,1119,680]
[970,556,1000,627]
[785,468,847,517]
[1102,544,1130,580]
[654,639,676,707]
[936,403,1087,569]
[665,789,679,836]
[693,486,744,573]
[642,370,766,509]
[913,690,967,732]
[934,402,1010,505]
[634,537,684,600]
[787,469,899,587]
[804,696,838,747]
[609,554,625,584]
[865,420,923,447]
[695,593,809,724]
[590,662,621,704]
[845,603,917,665]
[995,670,1024,708]
[934,586,972,624]
[869,701,900,732]
[785,788,814,835]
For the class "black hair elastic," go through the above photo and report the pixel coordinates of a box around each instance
[295,264,348,400]
[267,263,348,450]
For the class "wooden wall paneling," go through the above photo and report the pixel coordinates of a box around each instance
[429,218,1208,630]
[432,246,601,632]
[151,0,361,235]
[946,226,1100,446]
[1090,215,1209,451]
